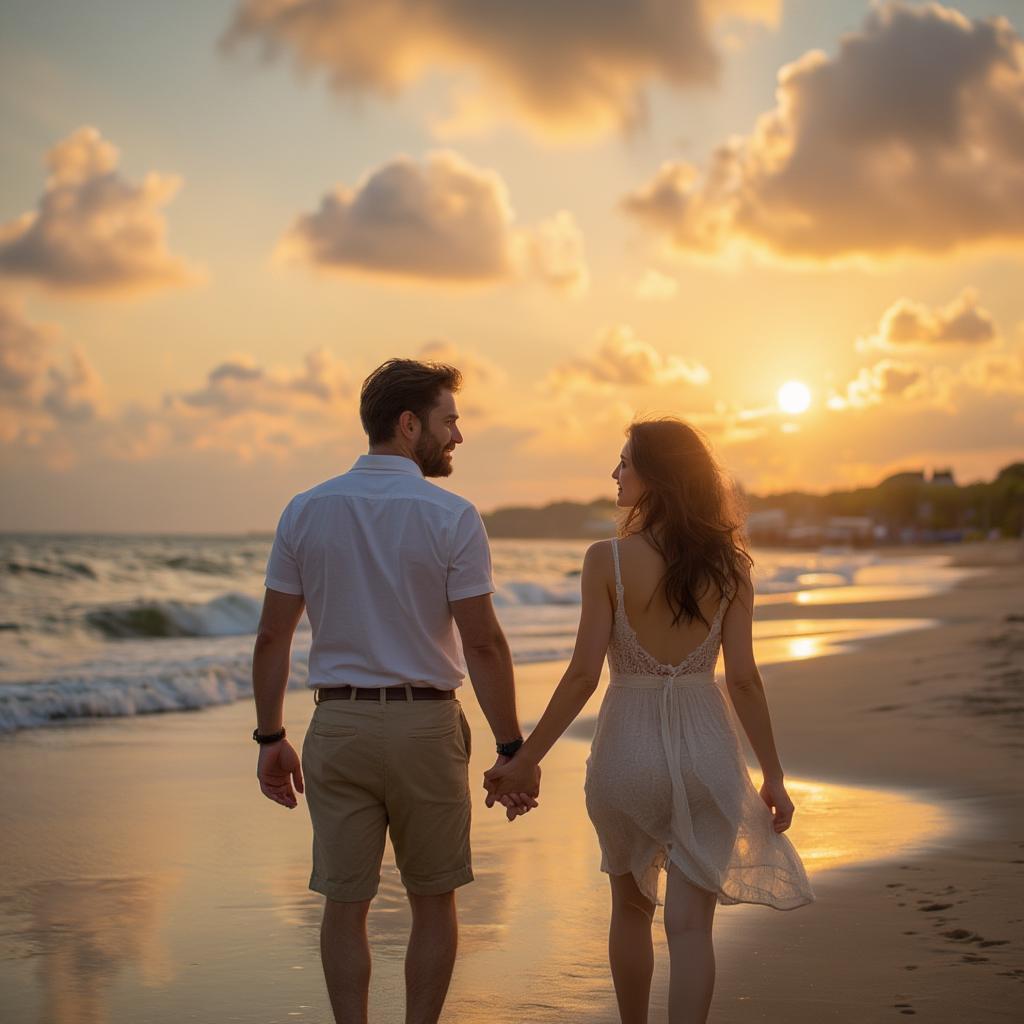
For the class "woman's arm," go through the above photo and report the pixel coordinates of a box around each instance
[721,567,784,781]
[721,567,795,831]
[484,541,614,799]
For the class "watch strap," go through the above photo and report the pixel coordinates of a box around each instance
[253,726,286,745]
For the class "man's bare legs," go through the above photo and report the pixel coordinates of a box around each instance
[609,872,657,1024]
[406,890,458,1024]
[664,864,717,1023]
[321,897,372,1024]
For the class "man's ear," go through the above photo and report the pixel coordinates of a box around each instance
[397,410,420,440]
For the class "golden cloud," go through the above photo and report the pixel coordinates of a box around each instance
[0,128,199,295]
[828,359,930,410]
[623,3,1024,262]
[280,151,587,291]
[518,211,589,296]
[857,289,998,351]
[963,346,1024,396]
[547,325,710,393]
[176,349,352,418]
[223,0,778,139]
[0,300,105,444]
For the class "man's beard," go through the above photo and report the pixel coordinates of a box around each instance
[415,432,454,477]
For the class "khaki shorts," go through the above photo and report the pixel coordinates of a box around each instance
[301,694,473,902]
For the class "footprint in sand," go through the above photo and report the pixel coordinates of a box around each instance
[894,1003,916,1015]
[941,928,1010,949]
[919,903,953,912]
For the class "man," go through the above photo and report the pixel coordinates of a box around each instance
[251,358,540,1024]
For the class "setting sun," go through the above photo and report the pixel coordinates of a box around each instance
[778,380,812,415]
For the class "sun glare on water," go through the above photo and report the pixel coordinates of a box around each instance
[777,380,812,415]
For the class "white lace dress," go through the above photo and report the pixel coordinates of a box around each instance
[584,540,815,909]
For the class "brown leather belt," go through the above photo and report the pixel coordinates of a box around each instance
[315,685,454,703]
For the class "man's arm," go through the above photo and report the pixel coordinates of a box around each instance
[253,587,306,809]
[450,593,539,816]
[449,593,522,747]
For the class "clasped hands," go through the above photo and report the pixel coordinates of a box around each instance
[483,752,541,822]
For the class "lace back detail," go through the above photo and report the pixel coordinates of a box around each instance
[608,538,731,678]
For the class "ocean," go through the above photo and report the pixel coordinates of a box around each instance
[0,534,967,734]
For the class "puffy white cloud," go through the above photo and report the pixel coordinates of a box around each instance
[0,300,105,444]
[43,347,106,422]
[623,4,1024,261]
[176,349,352,417]
[155,348,355,462]
[858,289,998,350]
[280,151,587,291]
[223,0,779,139]
[828,359,930,410]
[547,325,710,392]
[0,127,198,295]
[0,298,55,405]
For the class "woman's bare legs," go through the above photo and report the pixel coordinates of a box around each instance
[664,864,717,1023]
[608,872,657,1024]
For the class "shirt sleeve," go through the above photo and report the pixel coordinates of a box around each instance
[446,505,495,602]
[264,500,304,595]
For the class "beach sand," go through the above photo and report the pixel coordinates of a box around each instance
[700,542,1024,1023]
[1,542,1021,1023]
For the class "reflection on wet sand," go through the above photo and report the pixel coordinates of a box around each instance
[20,877,171,1024]
[752,618,935,664]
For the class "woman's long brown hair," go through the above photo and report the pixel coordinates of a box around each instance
[620,418,752,628]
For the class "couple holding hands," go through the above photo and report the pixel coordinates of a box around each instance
[252,357,813,1024]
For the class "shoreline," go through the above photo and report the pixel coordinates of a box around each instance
[0,539,991,738]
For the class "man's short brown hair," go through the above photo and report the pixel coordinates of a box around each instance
[359,359,463,445]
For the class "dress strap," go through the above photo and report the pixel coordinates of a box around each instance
[610,538,623,596]
[715,576,737,624]
[714,589,730,626]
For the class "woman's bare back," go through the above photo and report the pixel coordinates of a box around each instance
[614,534,726,667]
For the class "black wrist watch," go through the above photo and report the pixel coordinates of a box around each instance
[496,737,523,757]
[253,726,286,745]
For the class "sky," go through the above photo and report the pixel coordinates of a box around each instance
[1,0,1022,532]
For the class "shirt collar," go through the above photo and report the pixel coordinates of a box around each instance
[352,454,424,477]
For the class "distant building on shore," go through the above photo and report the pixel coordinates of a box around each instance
[483,462,1021,543]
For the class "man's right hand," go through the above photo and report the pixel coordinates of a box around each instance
[257,738,304,809]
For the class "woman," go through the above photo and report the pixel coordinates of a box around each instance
[485,418,814,1023]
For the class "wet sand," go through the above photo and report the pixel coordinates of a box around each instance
[702,541,1024,1023]
[0,541,1021,1022]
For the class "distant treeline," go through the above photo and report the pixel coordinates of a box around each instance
[481,462,1024,540]
[745,462,1024,537]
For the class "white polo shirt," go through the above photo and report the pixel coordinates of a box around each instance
[264,454,494,690]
